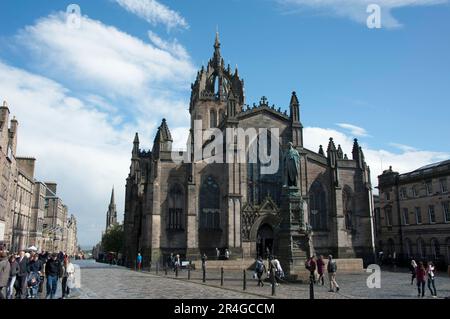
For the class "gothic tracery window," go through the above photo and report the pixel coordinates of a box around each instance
[168,184,184,230]
[309,181,327,230]
[200,176,220,230]
[247,132,282,207]
[343,186,354,231]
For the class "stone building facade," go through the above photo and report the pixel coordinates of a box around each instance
[123,34,375,269]
[0,100,78,254]
[0,101,18,249]
[376,161,450,267]
[10,158,36,252]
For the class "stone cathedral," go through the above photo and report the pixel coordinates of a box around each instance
[123,34,374,274]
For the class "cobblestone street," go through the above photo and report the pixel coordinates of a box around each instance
[66,261,450,299]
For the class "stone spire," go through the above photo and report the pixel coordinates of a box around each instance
[132,132,140,157]
[106,187,117,230]
[337,145,343,159]
[318,145,325,156]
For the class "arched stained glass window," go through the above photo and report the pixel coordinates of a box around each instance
[309,181,327,230]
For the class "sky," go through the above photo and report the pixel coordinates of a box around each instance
[0,0,449,248]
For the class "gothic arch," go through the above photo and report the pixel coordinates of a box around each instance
[308,180,327,230]
[342,185,354,231]
[246,130,282,207]
[167,183,184,230]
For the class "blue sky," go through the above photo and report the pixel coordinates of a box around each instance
[1,0,449,247]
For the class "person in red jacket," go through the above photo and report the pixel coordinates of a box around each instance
[416,262,426,298]
[317,255,325,286]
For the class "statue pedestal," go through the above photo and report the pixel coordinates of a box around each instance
[277,186,310,281]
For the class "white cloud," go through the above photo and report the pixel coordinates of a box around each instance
[304,127,449,193]
[115,0,188,30]
[389,142,418,152]
[336,123,369,137]
[276,0,448,28]
[16,13,195,99]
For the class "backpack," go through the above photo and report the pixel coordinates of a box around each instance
[255,261,263,273]
[305,259,311,270]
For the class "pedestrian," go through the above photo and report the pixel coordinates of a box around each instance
[255,256,266,287]
[410,259,417,285]
[268,256,278,286]
[38,250,47,293]
[225,249,230,260]
[416,262,426,298]
[16,250,29,299]
[0,251,10,299]
[201,253,207,271]
[6,255,19,299]
[216,248,220,260]
[61,257,75,299]
[174,254,181,271]
[45,253,63,299]
[426,261,437,297]
[327,254,339,293]
[137,253,142,271]
[317,255,325,286]
[305,255,317,284]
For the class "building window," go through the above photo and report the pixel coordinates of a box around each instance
[343,186,354,231]
[417,238,426,259]
[426,181,433,195]
[440,179,448,193]
[415,207,422,224]
[402,208,409,225]
[385,206,393,227]
[404,238,412,259]
[167,184,184,230]
[247,132,282,207]
[412,186,418,197]
[443,202,450,223]
[400,188,407,199]
[428,205,436,223]
[200,176,220,230]
[309,181,327,230]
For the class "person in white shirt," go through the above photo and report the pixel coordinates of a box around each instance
[426,261,437,297]
[62,257,75,299]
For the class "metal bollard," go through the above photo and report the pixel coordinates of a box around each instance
[309,274,315,300]
[243,270,247,291]
[221,267,224,286]
[165,267,168,276]
[156,263,159,275]
[271,269,276,296]
[202,267,206,283]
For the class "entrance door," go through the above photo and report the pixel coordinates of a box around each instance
[256,224,274,259]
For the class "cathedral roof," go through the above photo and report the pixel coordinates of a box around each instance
[154,118,173,144]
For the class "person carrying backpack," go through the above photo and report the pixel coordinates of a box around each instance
[327,254,339,293]
[255,257,266,287]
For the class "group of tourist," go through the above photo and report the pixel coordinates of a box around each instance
[254,255,285,288]
[409,259,438,297]
[0,249,75,299]
[304,254,340,293]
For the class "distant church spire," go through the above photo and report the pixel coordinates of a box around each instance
[106,187,117,231]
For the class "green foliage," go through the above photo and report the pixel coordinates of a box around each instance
[101,224,124,254]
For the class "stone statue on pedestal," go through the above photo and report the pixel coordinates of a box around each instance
[284,142,300,187]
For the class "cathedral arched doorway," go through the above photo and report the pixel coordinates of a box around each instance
[256,224,274,259]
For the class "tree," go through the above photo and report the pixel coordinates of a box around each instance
[101,224,124,257]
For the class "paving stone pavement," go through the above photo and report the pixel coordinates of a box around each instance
[67,260,450,299]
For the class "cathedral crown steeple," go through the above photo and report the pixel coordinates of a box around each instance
[106,187,117,231]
